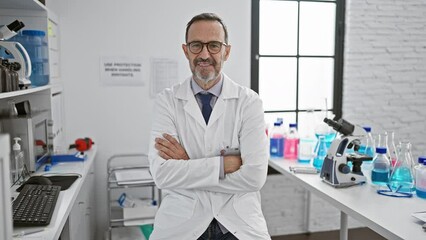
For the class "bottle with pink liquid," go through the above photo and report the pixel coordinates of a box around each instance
[284,123,299,160]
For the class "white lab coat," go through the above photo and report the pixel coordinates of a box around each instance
[148,74,270,240]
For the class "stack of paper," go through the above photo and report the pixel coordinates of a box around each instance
[114,169,153,185]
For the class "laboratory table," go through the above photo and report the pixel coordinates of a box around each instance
[269,158,426,240]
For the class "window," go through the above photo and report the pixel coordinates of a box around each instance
[251,0,345,129]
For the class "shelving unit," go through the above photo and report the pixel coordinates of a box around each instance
[0,0,64,153]
[107,153,161,240]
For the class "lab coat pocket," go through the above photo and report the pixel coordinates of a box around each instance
[155,194,197,229]
[233,192,268,232]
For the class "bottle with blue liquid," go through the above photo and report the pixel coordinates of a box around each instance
[389,141,415,193]
[415,157,426,199]
[270,122,284,158]
[371,147,390,186]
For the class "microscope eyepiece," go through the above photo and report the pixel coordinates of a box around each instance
[323,118,355,136]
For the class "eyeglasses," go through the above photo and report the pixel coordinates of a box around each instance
[186,41,227,54]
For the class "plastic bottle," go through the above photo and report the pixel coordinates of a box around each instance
[415,157,426,199]
[284,123,299,160]
[389,141,415,193]
[270,122,284,158]
[11,137,24,183]
[359,126,375,158]
[371,147,391,186]
[414,156,426,181]
[313,135,327,170]
[16,30,49,86]
[298,110,317,164]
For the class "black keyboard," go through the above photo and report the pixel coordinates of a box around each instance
[12,184,61,226]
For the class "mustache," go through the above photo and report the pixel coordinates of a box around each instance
[194,58,215,65]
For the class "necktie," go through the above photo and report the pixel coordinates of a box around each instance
[199,93,213,124]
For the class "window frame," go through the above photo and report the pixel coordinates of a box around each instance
[251,0,345,121]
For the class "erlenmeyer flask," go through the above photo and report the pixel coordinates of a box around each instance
[377,132,391,163]
[313,135,327,170]
[389,140,415,193]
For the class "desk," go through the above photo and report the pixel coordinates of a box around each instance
[269,158,426,240]
[12,147,97,240]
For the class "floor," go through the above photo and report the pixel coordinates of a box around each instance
[271,228,386,240]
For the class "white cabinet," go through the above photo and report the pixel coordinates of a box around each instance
[67,163,95,240]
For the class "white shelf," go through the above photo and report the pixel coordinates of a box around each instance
[0,0,46,11]
[0,85,51,100]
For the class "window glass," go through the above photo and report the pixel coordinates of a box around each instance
[259,57,297,111]
[299,2,336,55]
[298,57,334,110]
[259,1,298,55]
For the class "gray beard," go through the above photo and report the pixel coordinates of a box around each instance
[195,71,217,84]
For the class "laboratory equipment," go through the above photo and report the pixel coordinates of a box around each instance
[359,126,375,158]
[313,135,327,170]
[0,20,24,40]
[107,154,161,239]
[298,109,317,163]
[415,157,426,199]
[0,110,52,172]
[69,137,95,152]
[0,41,32,87]
[371,147,391,186]
[270,122,284,158]
[11,30,49,86]
[284,123,299,160]
[387,131,398,166]
[389,141,415,193]
[319,118,373,187]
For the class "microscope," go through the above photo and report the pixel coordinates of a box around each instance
[320,118,373,188]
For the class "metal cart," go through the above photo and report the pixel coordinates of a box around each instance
[107,153,161,240]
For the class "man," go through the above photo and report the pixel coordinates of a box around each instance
[148,13,270,240]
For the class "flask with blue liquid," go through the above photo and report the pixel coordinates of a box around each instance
[389,141,415,193]
[371,147,390,186]
[313,135,327,170]
[359,126,375,158]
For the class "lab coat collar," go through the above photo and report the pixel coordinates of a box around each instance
[175,73,239,100]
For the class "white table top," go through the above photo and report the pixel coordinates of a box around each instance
[269,158,426,240]
[12,147,97,240]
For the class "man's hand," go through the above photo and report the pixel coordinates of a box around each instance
[155,133,189,160]
[224,155,242,174]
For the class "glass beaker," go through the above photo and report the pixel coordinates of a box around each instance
[389,140,415,193]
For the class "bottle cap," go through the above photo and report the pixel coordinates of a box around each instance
[363,126,371,132]
[418,156,426,164]
[289,123,297,128]
[376,147,386,154]
[22,30,46,37]
[274,122,280,126]
[12,137,21,151]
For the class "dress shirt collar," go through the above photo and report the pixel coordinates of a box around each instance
[191,74,223,97]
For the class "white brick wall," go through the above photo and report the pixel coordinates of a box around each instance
[261,0,426,236]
